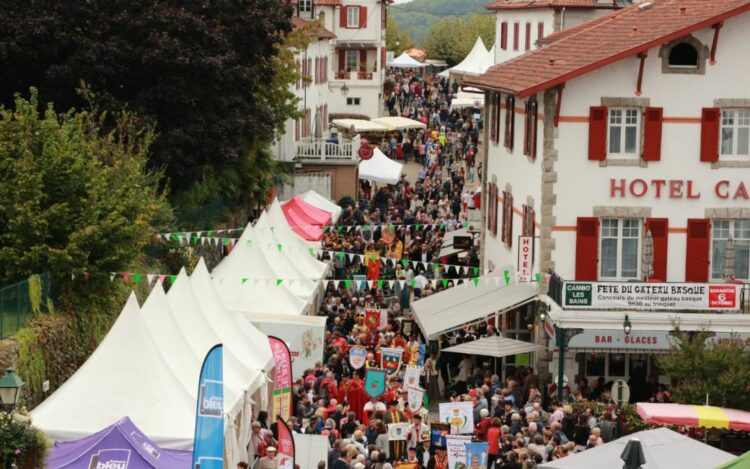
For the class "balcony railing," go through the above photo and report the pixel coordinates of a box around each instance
[295,138,359,162]
[335,71,375,80]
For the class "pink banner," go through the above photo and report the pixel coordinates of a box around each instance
[269,336,293,421]
[276,416,295,469]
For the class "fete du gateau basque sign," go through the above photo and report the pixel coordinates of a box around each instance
[563,281,740,311]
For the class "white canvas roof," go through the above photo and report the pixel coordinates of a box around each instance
[477,43,496,75]
[442,336,545,358]
[359,148,404,185]
[31,294,197,449]
[332,119,388,132]
[438,228,473,258]
[413,274,537,338]
[450,37,489,77]
[299,190,342,223]
[539,427,733,469]
[387,51,425,68]
[370,117,427,131]
[450,91,485,110]
[190,259,273,370]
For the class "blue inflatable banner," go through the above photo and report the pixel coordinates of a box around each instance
[192,344,224,469]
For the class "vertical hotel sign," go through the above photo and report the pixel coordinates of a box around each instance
[517,236,535,282]
[269,336,293,421]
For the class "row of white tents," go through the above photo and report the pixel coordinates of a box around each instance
[30,198,333,460]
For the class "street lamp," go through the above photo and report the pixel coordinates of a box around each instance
[340,84,350,96]
[623,315,633,335]
[0,368,24,411]
[537,303,548,322]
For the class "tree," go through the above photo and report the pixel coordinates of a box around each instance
[423,14,495,65]
[0,1,293,194]
[0,89,170,303]
[386,19,416,56]
[658,330,750,410]
[389,0,490,43]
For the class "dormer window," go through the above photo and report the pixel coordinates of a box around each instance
[668,43,698,68]
[659,35,707,75]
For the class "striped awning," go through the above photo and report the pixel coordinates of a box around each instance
[636,403,750,431]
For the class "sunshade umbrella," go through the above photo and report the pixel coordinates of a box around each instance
[723,237,735,280]
[642,229,654,280]
[620,438,646,469]
[636,403,750,431]
[715,449,750,469]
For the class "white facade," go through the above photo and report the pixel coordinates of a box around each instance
[479,8,750,384]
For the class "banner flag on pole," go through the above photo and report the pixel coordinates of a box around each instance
[192,344,224,469]
[269,336,293,421]
[276,416,295,469]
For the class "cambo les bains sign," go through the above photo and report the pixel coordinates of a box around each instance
[563,281,740,311]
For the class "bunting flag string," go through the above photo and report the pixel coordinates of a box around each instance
[312,248,482,276]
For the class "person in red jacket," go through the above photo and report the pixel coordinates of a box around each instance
[486,417,502,469]
[475,408,492,442]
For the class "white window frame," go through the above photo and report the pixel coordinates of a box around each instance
[346,97,361,106]
[711,219,750,281]
[607,107,640,158]
[345,50,358,72]
[298,0,312,13]
[347,6,360,28]
[720,109,750,160]
[599,218,641,281]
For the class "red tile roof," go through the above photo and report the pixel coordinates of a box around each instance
[291,16,337,39]
[468,0,750,97]
[315,0,342,5]
[487,0,617,11]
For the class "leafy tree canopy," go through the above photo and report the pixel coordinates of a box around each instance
[658,330,750,410]
[0,0,293,192]
[423,15,495,66]
[0,90,170,300]
[390,0,491,44]
[386,19,416,56]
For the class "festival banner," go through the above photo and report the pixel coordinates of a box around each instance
[366,251,381,280]
[404,365,421,389]
[192,344,224,469]
[269,336,293,421]
[349,346,367,369]
[365,309,382,330]
[394,463,418,469]
[276,416,295,469]
[365,368,387,398]
[445,435,472,468]
[407,387,425,413]
[381,347,403,376]
[387,422,410,441]
[465,442,489,468]
[439,402,475,434]
[409,344,427,367]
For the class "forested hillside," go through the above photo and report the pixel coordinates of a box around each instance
[390,0,493,44]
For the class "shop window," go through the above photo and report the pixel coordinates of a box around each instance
[608,108,640,157]
[720,109,750,159]
[711,219,750,280]
[584,353,605,377]
[629,354,649,377]
[600,218,640,280]
[608,353,626,377]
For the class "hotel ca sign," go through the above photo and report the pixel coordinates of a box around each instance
[609,178,750,200]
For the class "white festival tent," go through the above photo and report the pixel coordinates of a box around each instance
[370,116,427,131]
[31,294,197,449]
[212,224,309,315]
[387,51,425,68]
[450,90,485,110]
[477,43,496,75]
[449,37,490,78]
[359,148,404,185]
[299,190,342,223]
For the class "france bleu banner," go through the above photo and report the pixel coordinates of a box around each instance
[192,344,224,469]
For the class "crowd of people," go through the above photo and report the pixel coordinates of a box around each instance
[239,71,672,469]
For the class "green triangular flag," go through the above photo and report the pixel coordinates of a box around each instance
[338,252,346,262]
[504,270,511,285]
[535,273,541,283]
[169,275,177,284]
[134,273,142,283]
[423,391,430,410]
[473,267,479,276]
[463,222,469,228]
[415,224,421,231]
[410,279,416,288]
[473,278,480,286]
[222,238,229,246]
[308,248,315,256]
[439,223,445,230]
[207,230,214,237]
[277,243,282,252]
[242,278,248,284]
[337,226,343,233]
[442,279,448,288]
[401,259,408,268]
[344,280,352,288]
[377,280,383,288]
[276,279,283,286]
[324,226,330,233]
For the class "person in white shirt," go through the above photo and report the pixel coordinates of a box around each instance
[407,414,429,449]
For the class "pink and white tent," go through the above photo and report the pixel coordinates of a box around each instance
[281,196,333,241]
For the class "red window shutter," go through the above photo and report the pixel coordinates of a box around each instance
[642,107,663,161]
[505,193,514,247]
[575,217,599,281]
[360,7,367,28]
[513,23,519,50]
[645,218,668,281]
[494,94,501,145]
[340,6,348,27]
[685,218,710,282]
[700,107,720,162]
[525,23,531,51]
[296,60,300,89]
[588,106,608,161]
[508,97,515,152]
[492,185,499,237]
[338,51,345,72]
[499,189,506,241]
[537,22,544,41]
[530,100,538,159]
[295,118,299,141]
[501,23,508,50]
[314,57,319,83]
[523,101,530,156]
[359,49,367,71]
[489,94,497,143]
